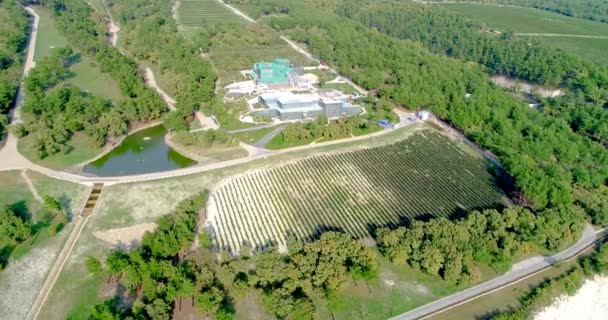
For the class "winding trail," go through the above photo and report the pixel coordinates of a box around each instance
[21,169,42,203]
[391,225,607,320]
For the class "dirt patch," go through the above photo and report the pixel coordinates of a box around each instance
[93,223,157,250]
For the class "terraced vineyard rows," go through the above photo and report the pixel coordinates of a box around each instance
[208,130,506,253]
[178,0,244,27]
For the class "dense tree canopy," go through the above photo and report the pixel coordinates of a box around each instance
[0,1,29,135]
[106,0,217,129]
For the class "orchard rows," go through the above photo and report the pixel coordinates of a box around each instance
[207,131,505,253]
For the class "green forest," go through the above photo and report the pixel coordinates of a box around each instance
[16,0,166,159]
[0,0,29,137]
[229,0,608,221]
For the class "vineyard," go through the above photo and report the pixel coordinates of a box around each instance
[207,130,506,254]
[178,0,243,27]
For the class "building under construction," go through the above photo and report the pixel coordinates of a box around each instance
[254,90,362,121]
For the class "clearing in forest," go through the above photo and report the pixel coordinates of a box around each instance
[208,129,506,253]
[441,3,608,65]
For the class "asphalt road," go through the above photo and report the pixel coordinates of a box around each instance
[391,224,603,320]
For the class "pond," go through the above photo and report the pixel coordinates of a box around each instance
[83,125,196,177]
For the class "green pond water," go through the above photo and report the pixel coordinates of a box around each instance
[83,125,196,176]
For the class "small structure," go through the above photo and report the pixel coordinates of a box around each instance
[418,110,430,121]
[254,90,362,121]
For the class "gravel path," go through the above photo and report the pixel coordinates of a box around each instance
[21,169,43,203]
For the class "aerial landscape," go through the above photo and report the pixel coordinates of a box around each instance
[0,0,607,319]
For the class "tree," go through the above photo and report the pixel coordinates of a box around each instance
[86,256,103,274]
[0,204,31,246]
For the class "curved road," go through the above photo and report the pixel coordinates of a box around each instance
[391,225,606,320]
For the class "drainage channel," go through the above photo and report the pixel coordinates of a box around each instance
[82,183,104,216]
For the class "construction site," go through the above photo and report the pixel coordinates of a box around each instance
[224,58,364,122]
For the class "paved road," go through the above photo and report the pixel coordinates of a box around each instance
[254,125,285,148]
[226,123,279,134]
[391,224,603,320]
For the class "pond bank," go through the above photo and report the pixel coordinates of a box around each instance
[165,132,248,164]
[82,124,196,177]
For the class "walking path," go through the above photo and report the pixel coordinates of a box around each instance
[254,125,284,148]
[391,225,607,320]
[9,7,39,125]
[25,184,103,320]
[21,169,42,203]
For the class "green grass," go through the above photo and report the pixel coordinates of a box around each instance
[535,36,608,66]
[18,134,103,170]
[65,55,123,102]
[210,129,506,253]
[432,259,579,320]
[230,126,278,144]
[441,3,608,64]
[441,3,608,35]
[85,0,106,13]
[0,170,87,265]
[32,7,123,101]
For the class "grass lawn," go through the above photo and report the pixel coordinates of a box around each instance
[230,126,278,144]
[441,3,608,64]
[0,170,87,265]
[65,55,123,101]
[32,7,123,101]
[18,134,103,170]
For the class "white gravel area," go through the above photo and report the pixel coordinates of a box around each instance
[533,275,608,320]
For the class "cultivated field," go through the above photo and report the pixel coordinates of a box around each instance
[176,0,315,82]
[178,0,244,27]
[208,130,505,253]
[441,3,608,64]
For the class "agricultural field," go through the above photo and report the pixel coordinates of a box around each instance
[208,129,506,253]
[176,0,315,83]
[440,3,608,64]
[177,0,244,27]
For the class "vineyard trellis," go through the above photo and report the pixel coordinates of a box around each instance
[178,0,244,27]
[208,130,506,254]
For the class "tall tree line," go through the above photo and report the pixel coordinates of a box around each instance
[106,0,217,130]
[334,1,608,146]
[15,0,166,157]
[0,0,29,137]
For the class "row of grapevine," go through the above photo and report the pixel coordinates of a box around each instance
[178,0,244,28]
[208,130,506,254]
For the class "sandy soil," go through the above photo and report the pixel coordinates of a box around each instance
[533,275,608,320]
[93,223,157,250]
[491,75,563,98]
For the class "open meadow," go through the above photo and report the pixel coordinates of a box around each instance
[440,3,608,65]
[32,7,123,101]
[208,129,506,253]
